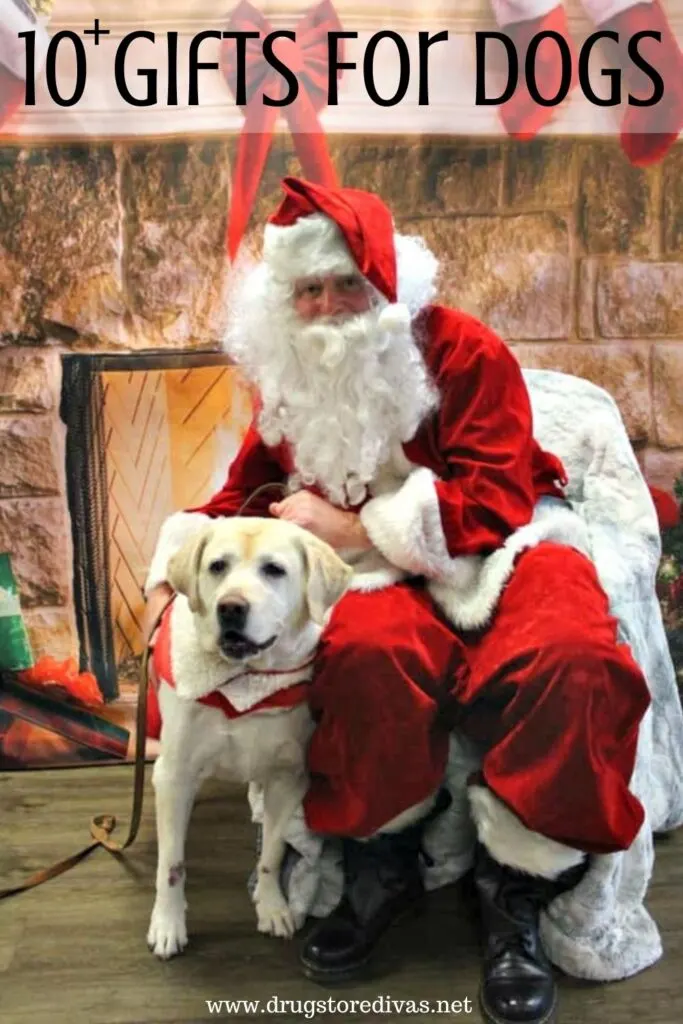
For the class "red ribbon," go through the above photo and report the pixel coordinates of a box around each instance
[221,0,344,260]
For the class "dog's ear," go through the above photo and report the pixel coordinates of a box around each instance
[167,527,212,614]
[299,535,353,625]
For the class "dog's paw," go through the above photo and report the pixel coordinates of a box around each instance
[256,898,298,939]
[254,879,298,938]
[147,904,188,959]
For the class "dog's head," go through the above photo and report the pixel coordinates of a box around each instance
[167,517,353,661]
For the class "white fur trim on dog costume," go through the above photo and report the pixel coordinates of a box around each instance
[468,785,586,879]
[144,510,211,594]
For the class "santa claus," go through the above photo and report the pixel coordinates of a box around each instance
[491,0,683,166]
[144,177,652,1024]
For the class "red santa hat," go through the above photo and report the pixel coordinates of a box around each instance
[263,176,412,333]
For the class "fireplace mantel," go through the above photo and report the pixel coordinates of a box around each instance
[7,0,682,140]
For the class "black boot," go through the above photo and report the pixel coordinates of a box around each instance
[474,843,588,1024]
[300,790,450,983]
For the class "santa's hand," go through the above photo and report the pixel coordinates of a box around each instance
[269,492,371,551]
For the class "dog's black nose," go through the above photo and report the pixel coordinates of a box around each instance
[218,598,249,632]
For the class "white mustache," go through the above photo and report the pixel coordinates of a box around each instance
[299,312,378,370]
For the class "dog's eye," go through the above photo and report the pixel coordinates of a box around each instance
[208,559,228,575]
[261,561,286,579]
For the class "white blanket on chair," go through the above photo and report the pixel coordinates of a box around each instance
[249,368,683,982]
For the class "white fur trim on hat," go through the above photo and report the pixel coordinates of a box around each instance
[263,213,358,283]
[377,302,412,333]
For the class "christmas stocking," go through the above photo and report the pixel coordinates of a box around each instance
[490,1,578,139]
[0,63,22,130]
[0,0,50,135]
[586,0,683,166]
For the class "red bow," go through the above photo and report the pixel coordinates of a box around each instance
[221,0,344,260]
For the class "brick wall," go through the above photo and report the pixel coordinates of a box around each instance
[0,136,681,662]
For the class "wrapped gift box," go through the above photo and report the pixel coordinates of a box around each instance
[0,672,129,769]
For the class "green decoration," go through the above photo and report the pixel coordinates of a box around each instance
[0,553,34,672]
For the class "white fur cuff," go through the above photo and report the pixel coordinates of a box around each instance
[360,469,592,631]
[468,785,586,880]
[359,466,457,579]
[144,511,211,594]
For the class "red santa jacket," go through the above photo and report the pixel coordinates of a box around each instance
[185,305,567,562]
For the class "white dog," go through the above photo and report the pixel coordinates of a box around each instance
[146,516,352,960]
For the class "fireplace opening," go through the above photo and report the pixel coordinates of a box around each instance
[60,350,253,702]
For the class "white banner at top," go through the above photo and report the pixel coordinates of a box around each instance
[1,0,682,139]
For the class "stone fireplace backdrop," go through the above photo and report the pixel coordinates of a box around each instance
[1,136,682,695]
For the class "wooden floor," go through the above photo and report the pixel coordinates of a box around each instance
[1,765,682,1024]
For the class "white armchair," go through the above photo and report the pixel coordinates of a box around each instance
[522,368,683,835]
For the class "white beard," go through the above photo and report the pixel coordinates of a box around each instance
[223,262,440,508]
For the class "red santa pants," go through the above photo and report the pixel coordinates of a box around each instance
[303,541,650,855]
